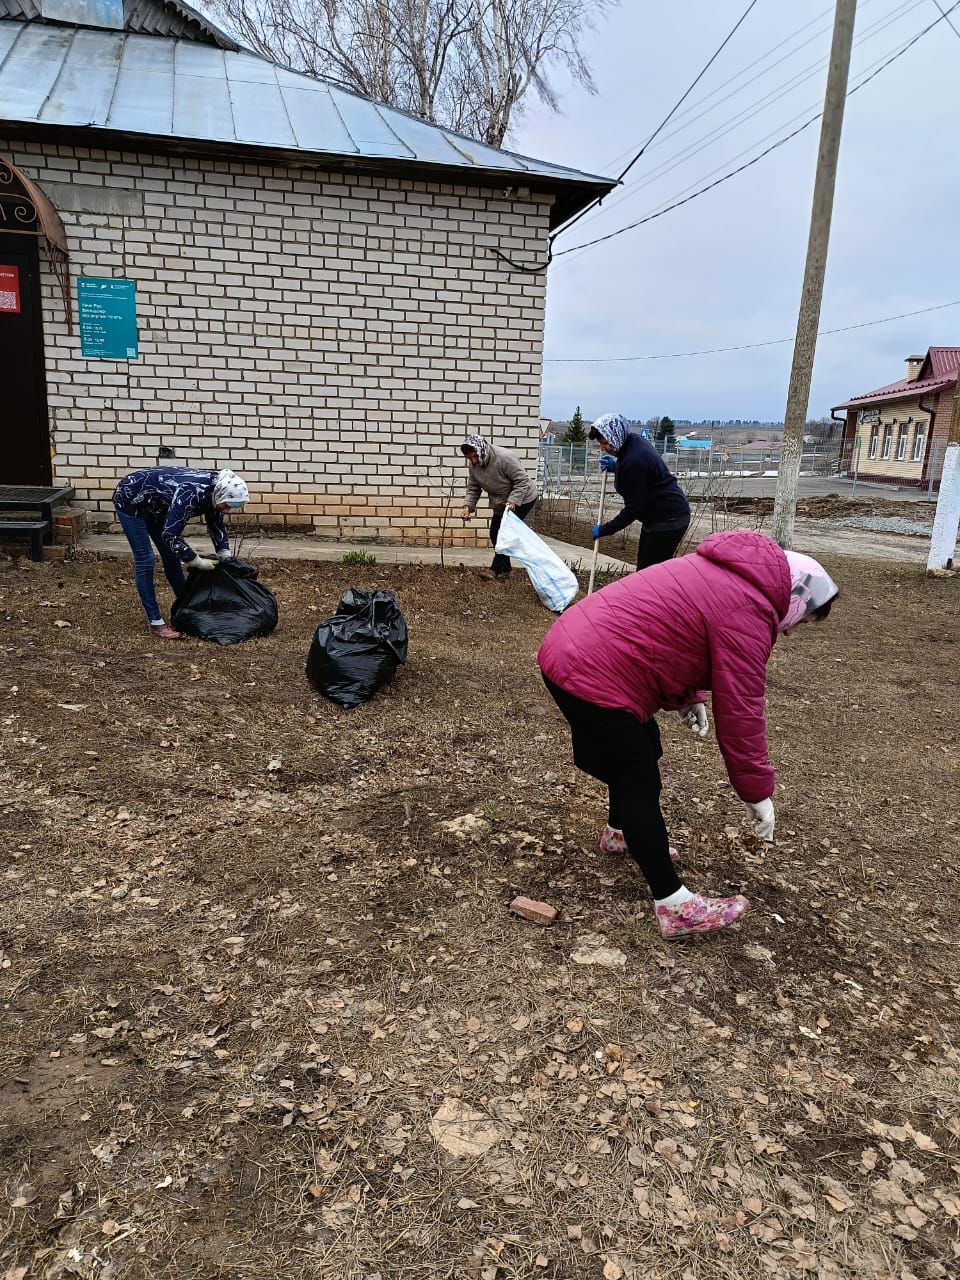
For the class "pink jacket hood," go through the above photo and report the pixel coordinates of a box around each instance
[538,531,792,803]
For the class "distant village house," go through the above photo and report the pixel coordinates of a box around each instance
[833,347,959,491]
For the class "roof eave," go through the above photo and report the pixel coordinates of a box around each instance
[0,119,615,229]
[832,376,956,412]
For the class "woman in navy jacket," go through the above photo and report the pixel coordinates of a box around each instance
[113,466,248,638]
[589,413,690,570]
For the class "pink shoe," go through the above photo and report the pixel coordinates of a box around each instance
[150,624,183,640]
[600,825,679,863]
[656,893,749,940]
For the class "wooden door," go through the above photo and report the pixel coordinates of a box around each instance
[0,233,51,485]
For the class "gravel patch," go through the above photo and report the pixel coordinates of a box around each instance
[831,514,935,537]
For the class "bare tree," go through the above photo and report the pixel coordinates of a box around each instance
[216,0,616,146]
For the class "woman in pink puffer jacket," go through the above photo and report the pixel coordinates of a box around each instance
[537,530,838,940]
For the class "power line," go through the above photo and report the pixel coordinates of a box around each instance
[577,0,926,235]
[554,0,960,259]
[598,0,906,181]
[930,0,960,37]
[599,2,840,172]
[544,299,960,363]
[550,0,762,243]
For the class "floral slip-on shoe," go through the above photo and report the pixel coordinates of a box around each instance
[656,893,750,940]
[600,825,679,864]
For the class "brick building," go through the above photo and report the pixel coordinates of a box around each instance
[0,0,613,542]
[833,347,959,491]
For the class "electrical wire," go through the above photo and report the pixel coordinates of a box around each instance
[544,299,960,363]
[598,0,903,178]
[930,0,960,37]
[549,0,763,244]
[576,0,926,232]
[553,0,960,259]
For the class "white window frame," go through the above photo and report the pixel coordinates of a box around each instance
[913,424,926,462]
[896,426,907,461]
[868,426,879,459]
[881,424,893,459]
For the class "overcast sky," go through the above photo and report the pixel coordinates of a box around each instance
[509,0,960,423]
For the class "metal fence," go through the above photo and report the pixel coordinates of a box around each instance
[838,439,945,497]
[538,438,844,496]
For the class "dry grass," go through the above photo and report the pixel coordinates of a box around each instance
[0,552,958,1279]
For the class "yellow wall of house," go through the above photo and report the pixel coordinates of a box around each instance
[855,402,931,479]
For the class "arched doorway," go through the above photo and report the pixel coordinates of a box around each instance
[0,156,71,485]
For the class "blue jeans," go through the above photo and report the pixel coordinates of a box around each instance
[116,509,187,623]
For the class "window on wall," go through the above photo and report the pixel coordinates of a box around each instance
[897,426,907,460]
[913,424,926,462]
[881,424,893,459]
[868,426,879,458]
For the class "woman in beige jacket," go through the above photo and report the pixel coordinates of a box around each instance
[460,434,539,580]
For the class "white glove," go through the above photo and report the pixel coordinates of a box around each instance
[679,703,709,738]
[216,549,233,560]
[188,556,217,572]
[745,798,775,842]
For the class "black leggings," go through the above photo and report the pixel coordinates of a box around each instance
[489,499,538,575]
[543,676,681,900]
[637,524,688,571]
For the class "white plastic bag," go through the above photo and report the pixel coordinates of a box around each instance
[494,510,579,612]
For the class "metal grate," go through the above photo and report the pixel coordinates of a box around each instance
[0,484,74,504]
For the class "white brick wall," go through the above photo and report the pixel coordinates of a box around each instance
[4,142,553,544]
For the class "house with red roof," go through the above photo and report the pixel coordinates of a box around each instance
[833,347,959,490]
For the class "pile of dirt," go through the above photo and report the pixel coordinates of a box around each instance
[722,494,936,520]
[1,554,958,1278]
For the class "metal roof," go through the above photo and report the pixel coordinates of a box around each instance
[833,346,960,410]
[0,18,615,225]
[927,345,960,377]
[0,0,237,45]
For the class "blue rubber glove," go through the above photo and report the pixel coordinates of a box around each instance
[591,524,602,541]
[598,454,617,473]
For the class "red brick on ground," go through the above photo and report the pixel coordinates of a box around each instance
[510,896,558,926]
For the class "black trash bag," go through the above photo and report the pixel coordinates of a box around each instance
[305,588,408,709]
[171,558,278,645]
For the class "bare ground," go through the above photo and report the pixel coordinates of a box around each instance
[534,496,939,567]
[1,552,959,1280]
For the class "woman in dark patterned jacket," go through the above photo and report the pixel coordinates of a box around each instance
[113,466,248,638]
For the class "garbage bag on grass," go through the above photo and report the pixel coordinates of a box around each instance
[494,510,578,612]
[306,588,408,709]
[171,559,278,645]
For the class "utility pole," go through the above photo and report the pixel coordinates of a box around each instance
[772,0,858,549]
[926,381,960,571]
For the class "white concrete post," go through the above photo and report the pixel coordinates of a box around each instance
[927,439,960,572]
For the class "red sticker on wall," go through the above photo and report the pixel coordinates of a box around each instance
[0,264,21,314]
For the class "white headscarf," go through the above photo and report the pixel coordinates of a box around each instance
[780,551,839,631]
[590,412,629,452]
[213,469,248,508]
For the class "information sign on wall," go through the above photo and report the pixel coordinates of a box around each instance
[0,263,20,314]
[77,277,138,359]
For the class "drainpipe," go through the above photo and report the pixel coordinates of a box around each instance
[918,393,937,492]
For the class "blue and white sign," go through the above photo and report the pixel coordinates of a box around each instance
[77,277,138,360]
[678,436,712,450]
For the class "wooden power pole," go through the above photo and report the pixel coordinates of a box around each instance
[772,0,858,549]
[926,380,960,571]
